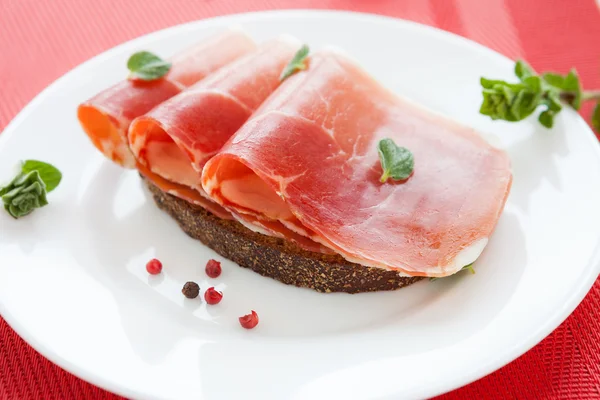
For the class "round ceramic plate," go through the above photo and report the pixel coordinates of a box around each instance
[1,10,599,400]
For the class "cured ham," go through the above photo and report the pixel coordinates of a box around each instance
[127,35,302,190]
[77,28,256,168]
[136,162,233,220]
[201,50,512,277]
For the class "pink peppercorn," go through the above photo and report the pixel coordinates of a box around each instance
[239,310,259,329]
[146,258,162,275]
[204,287,223,305]
[205,259,222,278]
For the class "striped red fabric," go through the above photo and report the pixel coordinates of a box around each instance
[0,0,599,398]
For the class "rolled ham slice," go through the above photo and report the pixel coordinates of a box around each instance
[77,27,256,168]
[202,50,512,278]
[127,35,302,190]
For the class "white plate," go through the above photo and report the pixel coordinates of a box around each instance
[1,10,599,400]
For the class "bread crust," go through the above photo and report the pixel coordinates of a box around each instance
[145,178,422,293]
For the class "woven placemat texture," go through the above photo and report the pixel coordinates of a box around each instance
[0,0,599,398]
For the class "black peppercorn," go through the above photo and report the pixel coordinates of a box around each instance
[182,281,200,299]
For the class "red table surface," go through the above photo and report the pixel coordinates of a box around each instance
[1,0,599,398]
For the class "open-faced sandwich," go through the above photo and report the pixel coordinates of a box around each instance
[77,27,512,293]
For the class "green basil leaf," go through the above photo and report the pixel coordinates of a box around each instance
[480,79,540,122]
[515,60,535,80]
[538,110,555,128]
[377,138,414,182]
[547,91,563,112]
[480,77,503,89]
[543,70,580,92]
[127,51,171,81]
[522,75,543,92]
[541,72,565,88]
[543,69,582,109]
[279,45,309,81]
[592,102,600,132]
[21,160,62,192]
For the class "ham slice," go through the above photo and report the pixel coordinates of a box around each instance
[136,162,233,220]
[127,35,302,190]
[201,50,512,277]
[77,27,256,168]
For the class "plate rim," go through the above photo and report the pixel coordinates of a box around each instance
[1,9,599,399]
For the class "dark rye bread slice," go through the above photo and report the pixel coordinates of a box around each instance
[145,177,423,293]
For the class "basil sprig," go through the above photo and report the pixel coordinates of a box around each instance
[0,160,62,219]
[480,60,600,129]
[127,51,171,81]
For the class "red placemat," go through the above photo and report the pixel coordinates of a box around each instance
[1,0,599,398]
